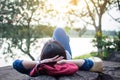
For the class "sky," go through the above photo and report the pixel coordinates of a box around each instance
[38,0,120,31]
[102,8,120,31]
[86,11,120,31]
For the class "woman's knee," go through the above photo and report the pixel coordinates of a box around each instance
[54,28,66,35]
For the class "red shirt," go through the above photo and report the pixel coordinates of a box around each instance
[30,63,78,77]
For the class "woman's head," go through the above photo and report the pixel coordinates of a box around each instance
[40,40,67,60]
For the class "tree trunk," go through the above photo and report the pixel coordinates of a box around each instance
[26,22,35,60]
[95,10,103,58]
[95,27,103,57]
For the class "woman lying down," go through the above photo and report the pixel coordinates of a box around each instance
[13,28,103,77]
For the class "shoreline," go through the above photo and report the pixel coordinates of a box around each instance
[0,38,97,67]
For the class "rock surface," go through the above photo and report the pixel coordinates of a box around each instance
[0,61,120,80]
[103,61,120,80]
[108,51,120,62]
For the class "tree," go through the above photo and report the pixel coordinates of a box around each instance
[0,0,47,60]
[69,0,119,57]
[107,0,120,23]
[0,0,20,43]
[0,0,22,60]
[14,0,41,60]
[83,0,109,56]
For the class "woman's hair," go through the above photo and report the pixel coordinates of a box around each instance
[40,40,67,60]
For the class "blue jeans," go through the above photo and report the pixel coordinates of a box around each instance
[52,27,72,56]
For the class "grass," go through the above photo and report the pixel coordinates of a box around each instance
[73,52,97,59]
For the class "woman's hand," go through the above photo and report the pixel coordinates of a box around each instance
[40,55,64,64]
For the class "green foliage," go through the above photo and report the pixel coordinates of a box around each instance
[102,31,120,59]
[64,27,71,33]
[0,0,20,23]
[92,31,120,59]
[0,0,43,60]
[0,0,119,61]
[1,24,55,60]
[33,25,55,38]
[73,52,97,59]
[112,31,120,51]
[60,28,116,38]
[92,34,111,59]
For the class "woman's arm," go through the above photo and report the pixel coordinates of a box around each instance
[57,59,85,67]
[22,55,64,69]
[22,61,37,69]
[57,57,103,72]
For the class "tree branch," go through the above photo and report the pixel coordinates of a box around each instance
[107,11,120,23]
[84,0,97,29]
[90,0,100,15]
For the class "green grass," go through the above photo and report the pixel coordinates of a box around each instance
[73,52,97,59]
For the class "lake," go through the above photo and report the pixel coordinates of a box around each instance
[0,38,97,67]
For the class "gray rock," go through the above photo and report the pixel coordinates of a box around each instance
[0,61,120,80]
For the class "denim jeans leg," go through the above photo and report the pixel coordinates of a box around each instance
[52,27,72,56]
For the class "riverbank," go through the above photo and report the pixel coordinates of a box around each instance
[0,38,97,67]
